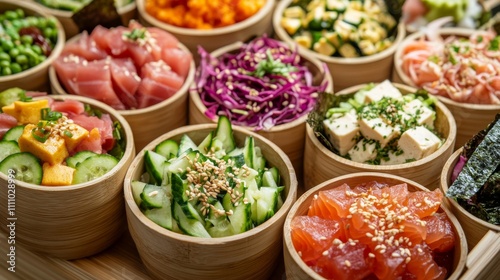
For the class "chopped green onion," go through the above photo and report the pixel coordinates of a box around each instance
[41,108,63,121]
[64,130,73,138]
[31,128,49,143]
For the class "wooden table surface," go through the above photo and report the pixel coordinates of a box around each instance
[0,228,286,280]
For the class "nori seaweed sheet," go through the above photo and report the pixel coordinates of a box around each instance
[71,0,121,34]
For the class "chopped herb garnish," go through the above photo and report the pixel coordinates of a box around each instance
[488,36,500,51]
[41,108,63,121]
[124,28,147,41]
[250,49,297,77]
[477,36,483,43]
[64,130,73,138]
[31,127,50,143]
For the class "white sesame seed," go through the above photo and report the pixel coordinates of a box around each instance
[369,253,375,258]
[322,250,328,256]
[344,260,351,267]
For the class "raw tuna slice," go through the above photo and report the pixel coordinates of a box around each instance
[136,77,178,108]
[52,55,81,95]
[110,58,140,109]
[75,60,126,110]
[71,113,114,151]
[75,128,102,154]
[62,31,107,61]
[162,48,192,79]
[51,99,85,116]
[125,41,154,69]
[141,61,184,90]
[25,91,48,98]
[0,113,18,139]
[148,26,179,50]
[91,25,128,57]
[99,113,115,151]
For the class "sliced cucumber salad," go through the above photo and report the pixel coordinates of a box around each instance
[132,116,285,238]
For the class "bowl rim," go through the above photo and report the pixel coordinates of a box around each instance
[27,0,137,17]
[272,0,406,65]
[0,0,66,82]
[123,123,298,244]
[284,172,468,280]
[188,39,334,133]
[440,147,500,231]
[306,82,457,170]
[394,27,500,110]
[136,0,275,36]
[0,94,135,191]
[48,30,196,116]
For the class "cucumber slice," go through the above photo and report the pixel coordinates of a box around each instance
[244,136,254,169]
[178,135,198,156]
[0,87,25,107]
[171,173,189,204]
[0,152,42,184]
[155,139,179,160]
[144,202,173,230]
[3,125,25,142]
[255,187,278,225]
[262,170,278,189]
[182,202,204,224]
[207,218,234,237]
[173,202,210,238]
[197,131,213,155]
[213,116,236,153]
[66,151,97,168]
[0,140,20,163]
[141,184,167,209]
[144,150,167,185]
[131,180,147,206]
[72,154,118,184]
[269,167,280,184]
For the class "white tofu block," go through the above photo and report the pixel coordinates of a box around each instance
[348,139,377,163]
[364,80,402,103]
[380,151,410,165]
[323,111,359,156]
[398,126,441,160]
[403,99,435,128]
[359,116,400,147]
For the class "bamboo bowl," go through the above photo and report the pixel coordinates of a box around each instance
[124,124,298,280]
[284,172,467,280]
[303,82,457,191]
[273,0,406,92]
[392,27,500,150]
[0,0,65,92]
[136,0,275,63]
[0,95,135,259]
[440,148,500,251]
[49,33,196,151]
[189,40,333,185]
[28,0,137,38]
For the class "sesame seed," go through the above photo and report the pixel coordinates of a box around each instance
[319,236,327,240]
[369,253,375,258]
[405,257,411,264]
[392,252,400,258]
[322,250,328,256]
[344,260,351,267]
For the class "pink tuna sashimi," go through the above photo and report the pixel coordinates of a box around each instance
[136,77,178,108]
[91,25,129,57]
[141,60,184,90]
[74,129,102,154]
[62,31,107,61]
[75,60,126,110]
[25,91,48,98]
[51,99,85,116]
[70,113,114,150]
[125,41,154,69]
[0,113,18,139]
[99,113,115,151]
[110,58,140,109]
[161,48,192,79]
[53,55,80,95]
[148,26,179,50]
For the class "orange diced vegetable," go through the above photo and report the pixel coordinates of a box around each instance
[42,163,76,186]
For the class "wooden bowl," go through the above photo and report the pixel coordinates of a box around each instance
[392,27,500,150]
[303,83,457,191]
[440,148,500,251]
[189,40,333,186]
[28,0,137,38]
[273,0,406,92]
[284,172,467,280]
[0,0,65,92]
[0,95,135,259]
[49,33,196,151]
[136,0,275,63]
[124,124,298,280]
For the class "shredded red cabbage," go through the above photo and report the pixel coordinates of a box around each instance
[193,36,329,131]
[451,155,467,182]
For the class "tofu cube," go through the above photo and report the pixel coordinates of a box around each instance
[348,139,377,163]
[380,151,409,165]
[398,126,441,161]
[13,100,49,124]
[359,116,400,147]
[63,124,89,151]
[18,124,69,165]
[323,111,359,156]
[364,80,402,103]
[403,99,435,128]
[42,163,75,186]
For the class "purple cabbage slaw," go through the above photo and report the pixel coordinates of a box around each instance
[193,36,329,131]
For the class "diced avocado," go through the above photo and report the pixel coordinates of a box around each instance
[41,162,76,186]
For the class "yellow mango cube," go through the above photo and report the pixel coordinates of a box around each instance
[42,163,75,186]
[18,124,69,165]
[62,124,89,151]
[14,100,49,124]
[1,103,18,119]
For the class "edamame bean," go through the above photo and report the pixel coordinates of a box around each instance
[10,63,21,74]
[2,67,12,76]
[0,52,10,61]
[16,55,27,65]
[21,35,33,45]
[0,60,10,68]
[9,48,19,58]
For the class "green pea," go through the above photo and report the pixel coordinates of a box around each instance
[36,18,47,29]
[9,48,19,58]
[6,29,19,41]
[17,45,25,52]
[0,60,10,68]
[26,17,38,26]
[32,45,42,55]
[2,67,12,76]
[0,52,10,61]
[16,54,27,65]
[11,19,22,29]
[1,40,13,52]
[43,27,53,39]
[15,9,24,19]
[5,11,18,21]
[47,17,57,28]
[10,63,21,74]
[21,64,28,71]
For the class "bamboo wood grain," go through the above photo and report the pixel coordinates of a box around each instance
[273,0,406,92]
[0,95,135,260]
[0,0,65,92]
[123,124,297,280]
[283,173,467,280]
[49,37,196,152]
[440,148,500,251]
[303,83,456,191]
[136,0,275,63]
[462,230,500,280]
[188,41,333,187]
[392,28,500,150]
[26,0,137,38]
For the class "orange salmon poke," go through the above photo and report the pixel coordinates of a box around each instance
[291,181,455,280]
